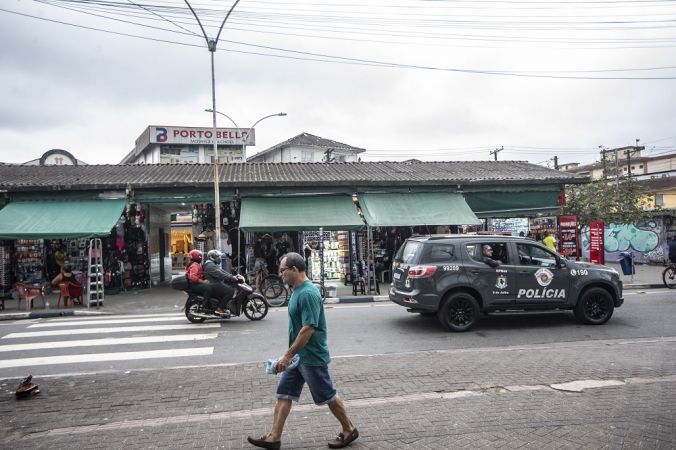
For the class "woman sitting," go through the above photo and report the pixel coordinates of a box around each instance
[51,265,83,303]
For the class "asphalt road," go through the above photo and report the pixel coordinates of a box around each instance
[0,289,674,379]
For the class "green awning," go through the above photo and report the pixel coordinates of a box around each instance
[0,199,126,239]
[133,188,234,205]
[464,191,560,217]
[357,193,481,226]
[240,196,365,232]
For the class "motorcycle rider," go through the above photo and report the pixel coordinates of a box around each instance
[186,250,212,311]
[203,250,244,314]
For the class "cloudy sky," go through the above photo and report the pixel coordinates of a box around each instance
[1,0,675,168]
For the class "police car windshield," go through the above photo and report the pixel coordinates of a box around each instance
[395,240,422,264]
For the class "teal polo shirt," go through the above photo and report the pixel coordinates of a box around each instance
[287,280,331,366]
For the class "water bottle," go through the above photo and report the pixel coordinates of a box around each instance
[45,300,50,310]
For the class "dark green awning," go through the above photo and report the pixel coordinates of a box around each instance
[0,199,126,239]
[464,191,560,217]
[239,196,365,232]
[357,193,481,226]
[133,188,234,205]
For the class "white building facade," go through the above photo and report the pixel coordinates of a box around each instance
[246,132,364,163]
[121,126,254,164]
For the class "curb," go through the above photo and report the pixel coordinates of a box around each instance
[0,310,114,321]
[623,283,666,290]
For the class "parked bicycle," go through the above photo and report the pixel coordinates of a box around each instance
[663,262,676,289]
[240,261,289,307]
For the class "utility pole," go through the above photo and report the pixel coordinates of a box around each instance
[626,139,644,178]
[553,156,559,170]
[490,146,503,161]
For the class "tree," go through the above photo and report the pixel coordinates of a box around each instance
[562,165,656,225]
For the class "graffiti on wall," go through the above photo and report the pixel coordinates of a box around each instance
[580,219,665,263]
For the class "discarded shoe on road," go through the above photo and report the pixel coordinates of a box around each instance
[16,374,40,399]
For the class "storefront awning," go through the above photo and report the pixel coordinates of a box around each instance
[357,192,481,226]
[0,199,126,239]
[239,196,366,232]
[464,191,561,218]
[133,188,234,205]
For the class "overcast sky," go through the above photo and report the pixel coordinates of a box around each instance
[1,0,675,168]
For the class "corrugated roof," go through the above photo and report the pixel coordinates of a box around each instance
[0,161,587,191]
[247,132,365,161]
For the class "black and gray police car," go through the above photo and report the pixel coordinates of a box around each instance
[389,235,623,331]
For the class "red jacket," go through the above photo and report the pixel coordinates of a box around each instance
[186,262,204,284]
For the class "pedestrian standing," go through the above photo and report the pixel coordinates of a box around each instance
[543,231,557,252]
[248,252,358,450]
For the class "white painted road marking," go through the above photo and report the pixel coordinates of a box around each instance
[0,347,214,368]
[1,324,221,339]
[28,316,187,327]
[0,333,218,352]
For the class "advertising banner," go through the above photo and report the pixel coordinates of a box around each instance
[135,126,255,154]
[558,215,579,260]
[589,221,605,265]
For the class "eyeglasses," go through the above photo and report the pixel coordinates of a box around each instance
[279,266,290,274]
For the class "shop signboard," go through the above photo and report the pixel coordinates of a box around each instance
[135,126,256,154]
[558,215,579,261]
[589,221,605,265]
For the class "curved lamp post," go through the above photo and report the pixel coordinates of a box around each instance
[184,0,241,250]
[205,110,287,160]
[205,109,286,271]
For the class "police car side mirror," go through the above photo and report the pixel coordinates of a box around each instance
[556,258,567,268]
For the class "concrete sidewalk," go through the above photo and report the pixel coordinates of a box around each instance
[2,335,675,449]
[0,261,669,321]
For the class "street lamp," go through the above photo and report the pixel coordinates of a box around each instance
[183,0,241,250]
[205,109,287,160]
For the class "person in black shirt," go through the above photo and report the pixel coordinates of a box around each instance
[481,245,501,268]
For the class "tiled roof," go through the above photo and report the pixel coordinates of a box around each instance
[0,161,587,191]
[642,176,676,192]
[247,132,365,161]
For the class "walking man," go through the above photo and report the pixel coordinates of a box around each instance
[248,252,358,450]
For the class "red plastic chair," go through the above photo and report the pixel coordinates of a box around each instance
[14,283,45,311]
[57,282,75,309]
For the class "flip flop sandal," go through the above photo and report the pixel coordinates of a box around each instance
[328,428,359,448]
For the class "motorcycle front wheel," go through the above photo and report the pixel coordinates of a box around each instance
[185,299,207,323]
[244,295,269,321]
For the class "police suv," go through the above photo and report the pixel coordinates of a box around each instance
[389,235,624,332]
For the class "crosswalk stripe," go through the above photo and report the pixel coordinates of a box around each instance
[28,317,187,328]
[1,324,221,339]
[0,334,218,352]
[0,347,214,369]
[49,313,184,321]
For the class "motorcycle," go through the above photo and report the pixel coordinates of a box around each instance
[171,275,268,323]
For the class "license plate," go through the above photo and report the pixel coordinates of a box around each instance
[393,272,401,280]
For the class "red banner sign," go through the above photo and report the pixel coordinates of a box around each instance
[589,221,605,265]
[558,215,579,260]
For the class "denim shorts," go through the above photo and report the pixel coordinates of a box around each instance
[276,364,338,405]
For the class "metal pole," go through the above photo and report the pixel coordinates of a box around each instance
[210,45,221,251]
[319,228,325,291]
[614,148,619,203]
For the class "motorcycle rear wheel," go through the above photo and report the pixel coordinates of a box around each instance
[185,299,207,323]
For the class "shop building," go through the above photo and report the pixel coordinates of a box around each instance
[21,149,88,166]
[246,132,364,163]
[0,161,586,305]
[121,125,255,165]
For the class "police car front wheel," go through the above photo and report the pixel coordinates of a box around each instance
[574,287,614,325]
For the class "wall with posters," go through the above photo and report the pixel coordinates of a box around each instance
[579,219,667,263]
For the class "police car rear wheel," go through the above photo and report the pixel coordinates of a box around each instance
[574,287,614,325]
[438,293,480,332]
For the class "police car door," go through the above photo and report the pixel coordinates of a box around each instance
[463,242,517,307]
[514,242,569,305]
